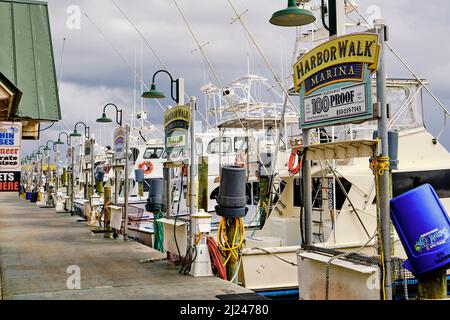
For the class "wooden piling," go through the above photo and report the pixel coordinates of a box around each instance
[418,269,448,300]
[104,186,112,237]
[198,156,208,212]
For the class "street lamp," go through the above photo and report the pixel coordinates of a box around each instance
[70,121,90,138]
[270,0,316,27]
[96,103,123,126]
[141,69,183,104]
[96,103,130,239]
[56,132,71,146]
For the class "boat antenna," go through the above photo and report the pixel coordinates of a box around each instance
[83,12,167,113]
[110,0,212,127]
[225,0,299,115]
[345,0,450,140]
[172,0,246,130]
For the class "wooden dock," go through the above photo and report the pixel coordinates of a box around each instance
[0,193,253,300]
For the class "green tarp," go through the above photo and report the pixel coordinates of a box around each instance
[0,0,61,121]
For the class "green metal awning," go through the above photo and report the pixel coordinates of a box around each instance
[0,0,61,121]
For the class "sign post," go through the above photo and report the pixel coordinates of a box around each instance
[293,32,380,247]
[0,122,22,192]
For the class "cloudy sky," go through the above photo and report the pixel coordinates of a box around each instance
[23,0,450,156]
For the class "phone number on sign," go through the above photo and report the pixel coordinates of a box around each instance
[336,105,362,116]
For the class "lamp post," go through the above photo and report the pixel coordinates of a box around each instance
[96,103,129,239]
[141,69,185,105]
[270,0,317,246]
[142,70,196,253]
[44,140,56,206]
[55,132,71,211]
[70,122,92,214]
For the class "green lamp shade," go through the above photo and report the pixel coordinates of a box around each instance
[141,83,165,99]
[55,139,64,145]
[96,113,113,123]
[270,1,316,27]
[70,130,82,137]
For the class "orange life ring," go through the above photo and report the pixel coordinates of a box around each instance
[138,161,153,175]
[288,147,302,175]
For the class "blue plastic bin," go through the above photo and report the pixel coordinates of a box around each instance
[390,184,450,276]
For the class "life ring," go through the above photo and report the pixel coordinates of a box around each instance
[288,147,302,175]
[138,161,153,174]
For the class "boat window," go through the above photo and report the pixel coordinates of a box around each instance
[195,138,203,155]
[143,147,164,159]
[206,137,232,154]
[335,178,352,210]
[129,148,139,162]
[392,170,450,198]
[293,178,303,207]
[234,137,248,152]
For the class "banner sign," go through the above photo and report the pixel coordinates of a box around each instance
[84,140,92,162]
[294,33,380,129]
[0,122,22,192]
[164,105,190,158]
[66,146,72,162]
[113,126,126,159]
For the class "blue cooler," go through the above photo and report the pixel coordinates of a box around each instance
[390,184,450,276]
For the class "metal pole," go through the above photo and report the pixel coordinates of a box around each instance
[375,19,392,300]
[46,150,51,204]
[113,154,118,205]
[123,124,130,240]
[302,129,313,245]
[71,146,75,214]
[189,97,197,246]
[91,137,95,198]
[55,146,59,191]
[164,164,172,216]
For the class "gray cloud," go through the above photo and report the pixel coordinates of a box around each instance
[22,0,450,155]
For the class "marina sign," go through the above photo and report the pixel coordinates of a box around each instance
[294,33,380,129]
[0,122,22,192]
[164,105,190,158]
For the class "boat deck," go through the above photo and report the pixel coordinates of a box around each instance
[0,193,253,300]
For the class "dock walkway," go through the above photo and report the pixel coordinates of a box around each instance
[0,193,252,300]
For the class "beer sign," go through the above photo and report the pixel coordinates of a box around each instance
[293,33,380,129]
[0,122,22,192]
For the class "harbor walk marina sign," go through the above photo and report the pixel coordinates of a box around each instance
[164,105,190,158]
[293,33,380,129]
[0,122,22,192]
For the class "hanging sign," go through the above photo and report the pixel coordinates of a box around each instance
[0,122,22,191]
[293,33,380,129]
[164,105,190,158]
[113,126,126,159]
[66,146,72,162]
[84,140,92,162]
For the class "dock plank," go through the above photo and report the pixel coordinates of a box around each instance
[0,193,252,300]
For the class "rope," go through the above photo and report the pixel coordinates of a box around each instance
[250,247,297,267]
[217,217,245,267]
[207,237,227,280]
[153,211,165,252]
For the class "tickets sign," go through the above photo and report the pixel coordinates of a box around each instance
[294,33,380,129]
[0,122,22,192]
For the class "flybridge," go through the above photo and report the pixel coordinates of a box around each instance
[293,33,380,91]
